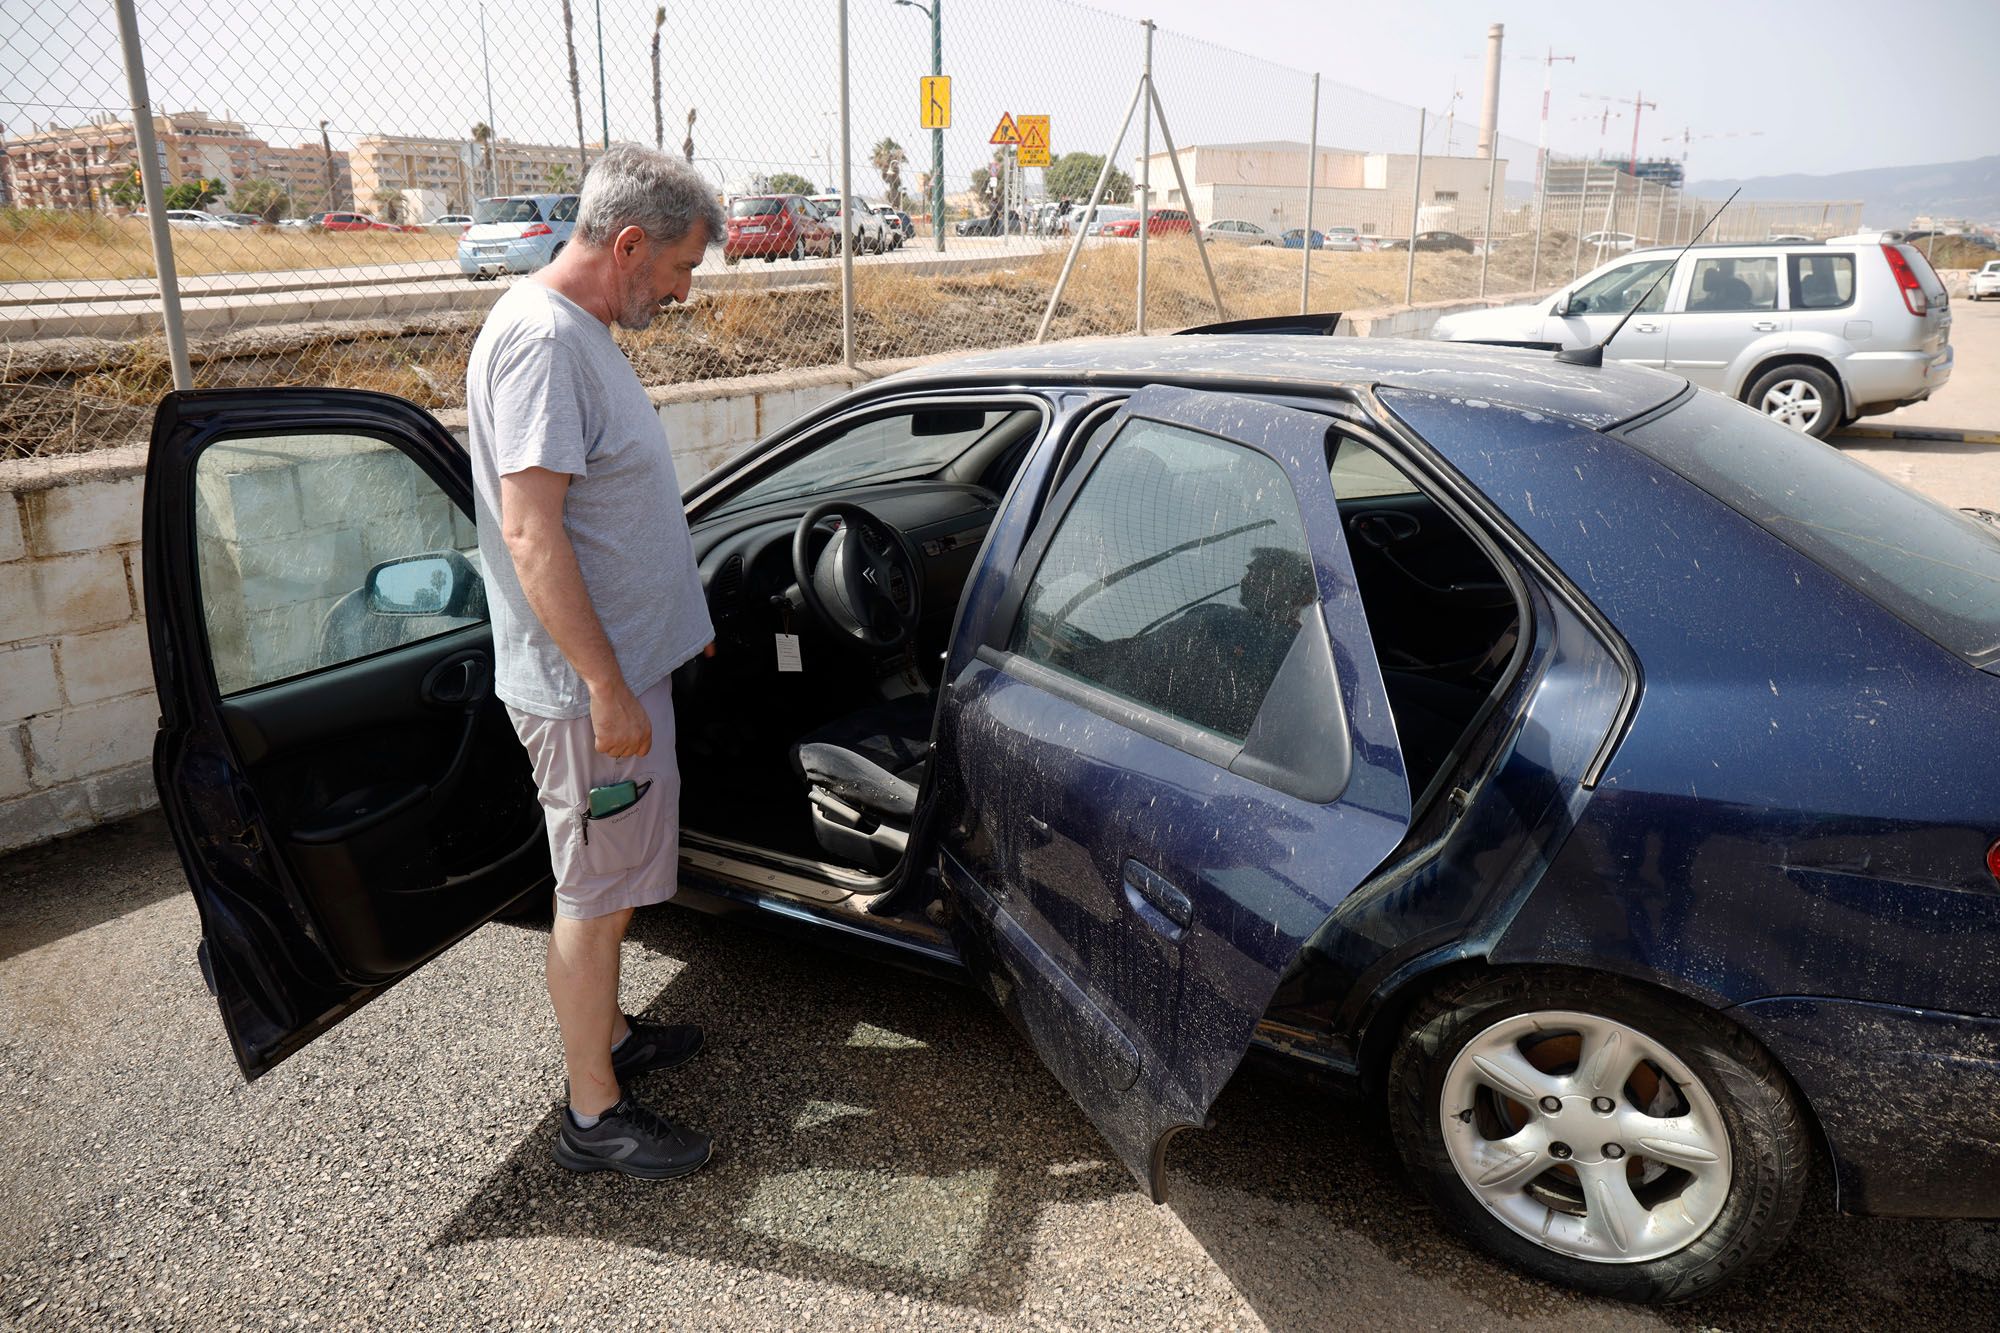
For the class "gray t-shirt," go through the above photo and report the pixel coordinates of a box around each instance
[466,283,713,719]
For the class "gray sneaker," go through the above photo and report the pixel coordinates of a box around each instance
[553,1096,713,1180]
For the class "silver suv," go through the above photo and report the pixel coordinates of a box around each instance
[1432,241,1953,439]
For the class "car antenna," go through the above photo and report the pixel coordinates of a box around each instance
[1555,188,1741,367]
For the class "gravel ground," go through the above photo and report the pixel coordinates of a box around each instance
[1,813,1995,1331]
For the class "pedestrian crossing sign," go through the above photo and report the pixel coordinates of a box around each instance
[989,112,1021,146]
[1018,115,1050,167]
[920,76,950,130]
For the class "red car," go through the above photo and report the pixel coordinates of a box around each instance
[724,194,835,264]
[317,211,421,234]
[1098,208,1196,238]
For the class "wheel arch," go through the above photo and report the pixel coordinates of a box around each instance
[1733,350,1850,418]
[1349,957,1840,1202]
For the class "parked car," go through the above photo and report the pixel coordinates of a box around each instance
[288,212,330,229]
[1202,219,1281,246]
[1281,229,1324,250]
[954,210,1027,237]
[1097,208,1196,238]
[1432,240,1954,438]
[1581,230,1638,255]
[880,208,914,247]
[1322,226,1362,252]
[1083,206,1140,236]
[455,193,580,278]
[1361,234,1402,252]
[158,209,244,229]
[1410,229,1476,253]
[318,212,389,232]
[724,193,835,264]
[810,194,889,254]
[217,212,269,228]
[422,214,475,233]
[143,331,2000,1305]
[1971,259,2000,301]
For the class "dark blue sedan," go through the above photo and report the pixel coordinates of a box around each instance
[142,334,2000,1303]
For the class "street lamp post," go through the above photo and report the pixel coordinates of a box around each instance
[895,0,944,251]
[479,2,498,195]
[594,0,610,150]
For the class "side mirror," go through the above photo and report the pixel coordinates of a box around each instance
[1561,295,1587,316]
[365,550,480,617]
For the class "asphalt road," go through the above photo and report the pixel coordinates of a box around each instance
[1,814,1995,1331]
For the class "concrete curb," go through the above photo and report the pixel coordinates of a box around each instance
[1840,425,2000,446]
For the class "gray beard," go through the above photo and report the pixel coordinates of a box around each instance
[615,263,662,331]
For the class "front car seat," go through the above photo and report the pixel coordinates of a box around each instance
[789,694,933,872]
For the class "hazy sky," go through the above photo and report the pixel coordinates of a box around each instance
[1106,0,2000,183]
[6,0,1993,195]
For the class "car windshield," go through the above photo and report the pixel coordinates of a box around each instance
[475,198,541,224]
[732,198,785,218]
[709,408,1033,517]
[1623,391,2000,664]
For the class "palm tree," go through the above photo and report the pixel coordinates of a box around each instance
[560,0,588,174]
[546,163,576,192]
[471,123,494,196]
[651,7,666,151]
[870,137,907,210]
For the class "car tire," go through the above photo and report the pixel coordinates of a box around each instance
[1745,363,1842,440]
[791,240,805,262]
[1387,968,1811,1304]
[724,253,739,266]
[548,242,566,265]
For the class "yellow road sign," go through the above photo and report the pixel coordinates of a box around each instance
[920,76,951,130]
[988,112,1021,146]
[1017,115,1050,167]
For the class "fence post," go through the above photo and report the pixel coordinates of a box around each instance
[113,0,192,391]
[1477,134,1501,298]
[1570,165,1588,281]
[838,0,855,368]
[1301,72,1319,315]
[1136,19,1154,335]
[1529,154,1548,291]
[1404,108,1425,307]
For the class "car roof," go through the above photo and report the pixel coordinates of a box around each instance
[878,335,1685,429]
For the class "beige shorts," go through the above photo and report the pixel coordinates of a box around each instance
[506,675,681,920]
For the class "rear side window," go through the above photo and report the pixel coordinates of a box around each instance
[733,197,783,218]
[1011,421,1315,742]
[549,196,580,223]
[1623,392,2000,664]
[474,198,540,224]
[1789,253,1855,309]
[1688,257,1778,312]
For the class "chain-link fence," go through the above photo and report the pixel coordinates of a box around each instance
[3,0,1871,460]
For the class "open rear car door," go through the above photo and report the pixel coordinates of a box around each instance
[144,388,549,1078]
[934,385,1414,1198]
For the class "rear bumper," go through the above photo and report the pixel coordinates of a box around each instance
[1729,997,2000,1217]
[454,241,552,275]
[1842,345,1952,410]
[725,231,794,258]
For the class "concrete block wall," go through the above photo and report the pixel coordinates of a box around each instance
[0,447,160,853]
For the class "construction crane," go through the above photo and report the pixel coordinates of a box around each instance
[1580,90,1659,176]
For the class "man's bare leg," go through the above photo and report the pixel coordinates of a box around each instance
[547,906,634,1116]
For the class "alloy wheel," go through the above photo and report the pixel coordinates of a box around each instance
[1437,1009,1732,1264]
[1758,378,1825,433]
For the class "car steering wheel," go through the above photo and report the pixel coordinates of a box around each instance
[791,500,923,650]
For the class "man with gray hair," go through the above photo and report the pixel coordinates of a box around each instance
[465,143,727,1179]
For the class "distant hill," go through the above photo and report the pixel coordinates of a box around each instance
[1689,155,2000,226]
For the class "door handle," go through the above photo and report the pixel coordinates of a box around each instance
[1024,814,1054,847]
[1752,320,1780,331]
[1122,859,1192,935]
[1633,322,1660,334]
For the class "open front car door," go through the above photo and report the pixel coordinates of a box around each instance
[144,389,550,1079]
[935,385,1413,1199]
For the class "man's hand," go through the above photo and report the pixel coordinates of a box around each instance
[589,677,652,758]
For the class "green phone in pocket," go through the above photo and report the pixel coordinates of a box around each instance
[587,779,651,820]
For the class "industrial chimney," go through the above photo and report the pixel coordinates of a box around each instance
[1477,23,1504,158]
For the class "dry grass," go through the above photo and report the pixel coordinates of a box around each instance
[3,241,1552,460]
[0,208,456,283]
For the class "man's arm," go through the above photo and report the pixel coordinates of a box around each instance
[500,466,650,758]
